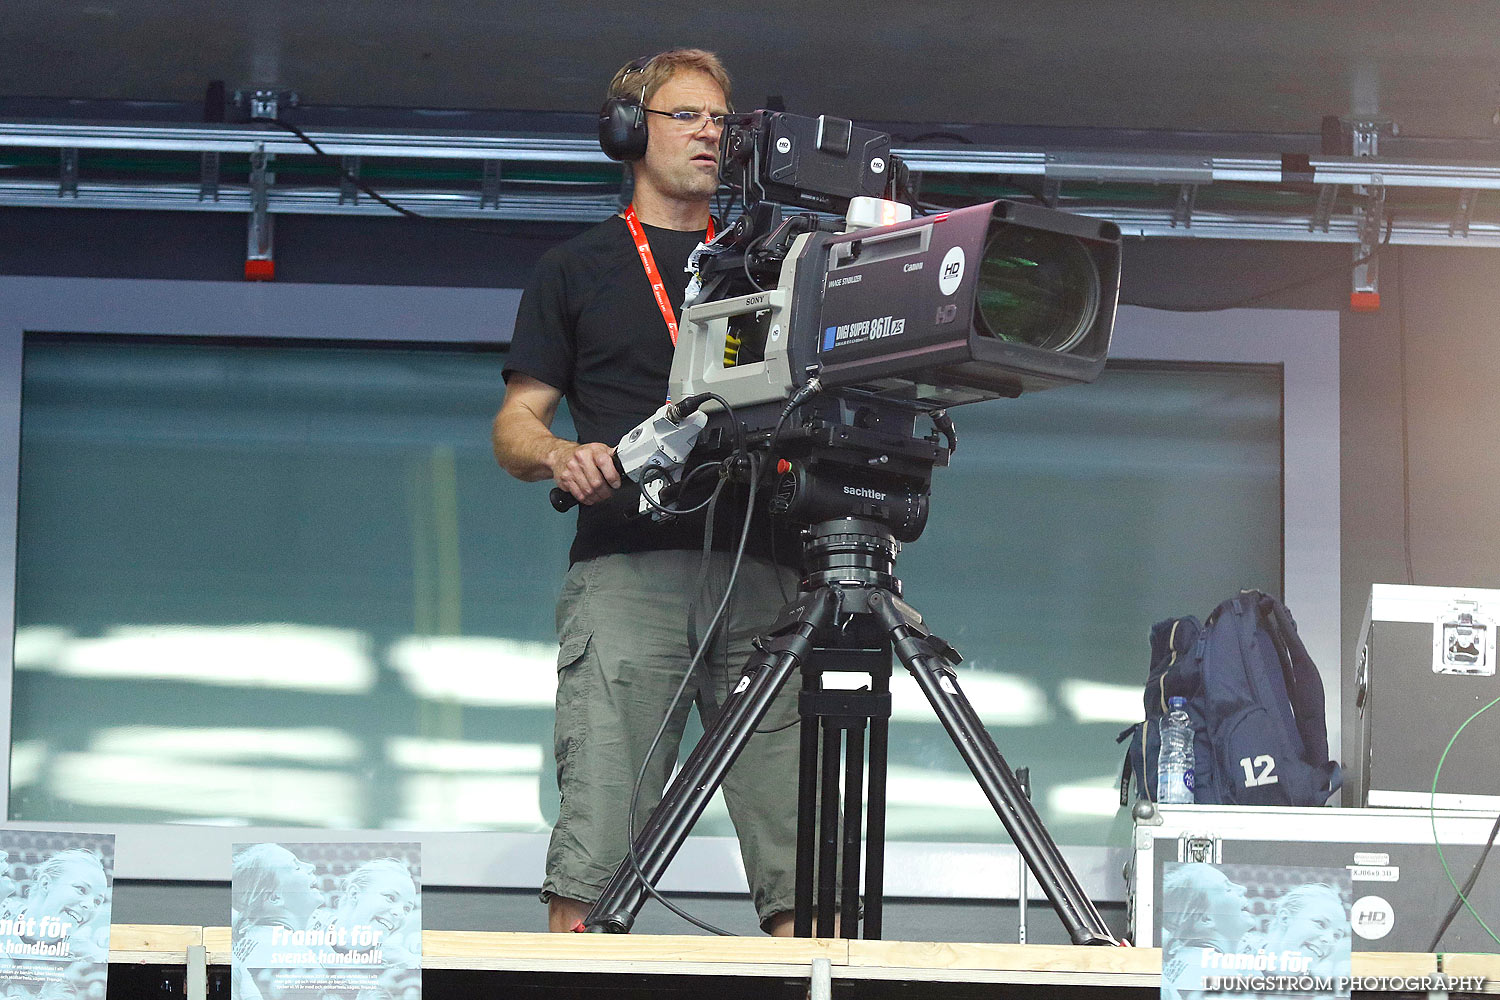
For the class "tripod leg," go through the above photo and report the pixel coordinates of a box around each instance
[794,687,819,938]
[816,723,840,936]
[866,590,1118,946]
[863,669,889,939]
[840,718,865,937]
[585,588,839,933]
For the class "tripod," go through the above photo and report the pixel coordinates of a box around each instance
[584,516,1116,945]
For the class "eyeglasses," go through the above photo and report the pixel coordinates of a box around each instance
[643,108,728,130]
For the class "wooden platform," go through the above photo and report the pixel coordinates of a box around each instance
[102,924,1500,998]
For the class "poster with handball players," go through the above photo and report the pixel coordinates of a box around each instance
[1161,862,1352,1000]
[232,842,420,1000]
[0,830,114,1000]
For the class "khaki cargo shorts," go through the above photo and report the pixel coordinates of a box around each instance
[540,549,803,929]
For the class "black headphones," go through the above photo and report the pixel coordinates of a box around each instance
[598,55,654,162]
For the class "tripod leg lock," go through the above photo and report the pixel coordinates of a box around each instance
[741,588,842,671]
[866,590,962,668]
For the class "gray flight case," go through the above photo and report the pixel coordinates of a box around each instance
[1127,803,1500,952]
[1355,584,1500,810]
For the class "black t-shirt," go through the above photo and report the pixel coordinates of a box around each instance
[505,215,799,567]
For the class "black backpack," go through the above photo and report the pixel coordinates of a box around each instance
[1119,591,1341,806]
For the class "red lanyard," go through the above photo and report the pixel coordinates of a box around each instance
[623,204,714,346]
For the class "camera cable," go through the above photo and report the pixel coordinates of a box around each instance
[1124,214,1395,312]
[620,448,764,936]
[928,409,958,456]
[266,120,610,237]
[632,392,743,519]
[636,460,725,518]
[764,377,824,603]
[688,453,799,734]
[1427,693,1500,950]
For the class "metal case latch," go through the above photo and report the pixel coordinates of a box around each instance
[1178,834,1221,864]
[1434,600,1497,675]
[1355,644,1370,715]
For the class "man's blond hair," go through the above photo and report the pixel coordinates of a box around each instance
[606,49,732,110]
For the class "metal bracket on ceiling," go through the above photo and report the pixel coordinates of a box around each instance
[339,155,361,205]
[1348,116,1393,311]
[481,159,502,210]
[233,88,300,124]
[1450,188,1480,238]
[199,151,220,202]
[1170,184,1198,229]
[1345,115,1397,159]
[1310,184,1337,233]
[246,144,274,280]
[1351,179,1385,310]
[58,148,78,198]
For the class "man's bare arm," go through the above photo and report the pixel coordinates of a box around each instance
[492,373,621,504]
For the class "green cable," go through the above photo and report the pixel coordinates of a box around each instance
[1429,693,1500,947]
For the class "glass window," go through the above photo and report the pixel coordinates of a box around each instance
[12,337,1279,847]
[13,336,573,831]
[886,362,1281,843]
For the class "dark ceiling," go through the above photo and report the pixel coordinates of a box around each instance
[4,0,1500,141]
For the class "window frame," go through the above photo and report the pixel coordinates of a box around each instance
[0,276,1338,902]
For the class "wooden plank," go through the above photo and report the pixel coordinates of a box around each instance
[847,941,1159,977]
[110,951,191,966]
[107,923,202,965]
[195,925,1486,997]
[108,923,202,952]
[423,930,847,968]
[1352,952,1440,977]
[205,927,846,971]
[202,926,231,962]
[1443,952,1500,993]
[426,957,831,979]
[838,965,1157,987]
[843,945,1446,990]
[1444,952,1500,976]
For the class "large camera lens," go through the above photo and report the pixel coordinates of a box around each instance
[974,224,1100,352]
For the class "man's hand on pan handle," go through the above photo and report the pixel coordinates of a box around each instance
[549,441,624,511]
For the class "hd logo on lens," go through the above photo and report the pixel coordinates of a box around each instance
[823,315,906,351]
[938,246,966,296]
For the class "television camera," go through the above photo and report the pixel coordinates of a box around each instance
[555,110,1123,541]
[575,111,1129,945]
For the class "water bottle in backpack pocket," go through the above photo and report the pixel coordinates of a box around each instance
[1157,697,1195,803]
[1119,615,1211,803]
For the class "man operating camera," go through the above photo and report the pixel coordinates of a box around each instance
[492,48,803,936]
